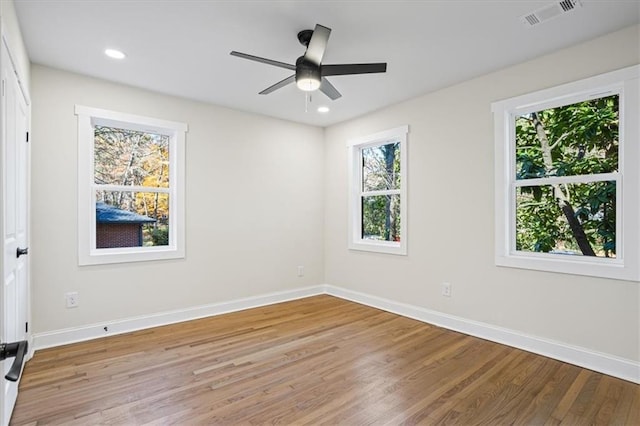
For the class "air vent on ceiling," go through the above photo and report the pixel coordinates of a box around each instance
[522,0,582,27]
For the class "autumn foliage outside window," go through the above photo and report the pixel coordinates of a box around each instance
[76,105,187,265]
[94,125,171,247]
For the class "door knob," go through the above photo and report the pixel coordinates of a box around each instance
[0,340,28,382]
[16,247,28,258]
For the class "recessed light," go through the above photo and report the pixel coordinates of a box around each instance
[317,106,330,113]
[104,49,126,60]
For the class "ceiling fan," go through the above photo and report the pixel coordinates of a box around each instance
[230,24,387,100]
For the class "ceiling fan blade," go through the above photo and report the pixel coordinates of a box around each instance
[320,78,342,100]
[259,74,296,95]
[321,63,387,76]
[230,51,296,71]
[304,24,331,66]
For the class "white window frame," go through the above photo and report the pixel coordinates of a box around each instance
[492,65,639,281]
[348,125,408,255]
[76,105,187,265]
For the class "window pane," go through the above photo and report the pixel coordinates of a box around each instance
[516,181,615,258]
[95,191,169,248]
[362,142,401,191]
[515,95,618,180]
[361,194,401,242]
[94,126,170,188]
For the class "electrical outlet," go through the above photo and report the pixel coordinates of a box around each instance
[441,282,451,297]
[65,292,79,308]
[297,266,304,277]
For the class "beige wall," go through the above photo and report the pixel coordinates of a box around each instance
[30,65,325,332]
[324,25,640,361]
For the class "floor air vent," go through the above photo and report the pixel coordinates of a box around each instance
[522,0,582,27]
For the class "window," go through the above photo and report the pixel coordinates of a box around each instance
[348,125,408,255]
[492,65,639,281]
[76,105,187,265]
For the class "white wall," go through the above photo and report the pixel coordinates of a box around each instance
[30,65,324,333]
[324,25,640,362]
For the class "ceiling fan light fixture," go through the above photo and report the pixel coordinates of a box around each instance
[296,77,321,92]
[295,58,321,92]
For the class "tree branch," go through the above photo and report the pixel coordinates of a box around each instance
[549,131,571,151]
[531,112,595,256]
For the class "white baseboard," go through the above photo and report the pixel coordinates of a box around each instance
[323,285,639,384]
[32,285,325,350]
[32,283,639,384]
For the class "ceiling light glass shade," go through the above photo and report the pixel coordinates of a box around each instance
[295,60,321,92]
[104,49,126,59]
[317,106,330,113]
[296,77,321,92]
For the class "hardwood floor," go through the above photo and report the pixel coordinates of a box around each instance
[11,295,639,425]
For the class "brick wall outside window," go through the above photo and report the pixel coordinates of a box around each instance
[96,223,143,248]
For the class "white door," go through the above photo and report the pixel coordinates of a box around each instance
[0,39,29,426]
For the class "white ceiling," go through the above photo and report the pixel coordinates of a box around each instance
[14,1,640,127]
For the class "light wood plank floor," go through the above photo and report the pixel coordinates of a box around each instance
[11,295,640,425]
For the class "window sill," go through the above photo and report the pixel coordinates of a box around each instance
[495,252,637,281]
[79,246,185,266]
[349,240,407,256]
